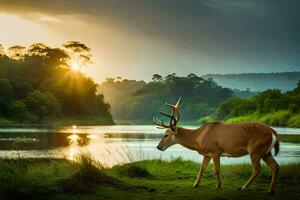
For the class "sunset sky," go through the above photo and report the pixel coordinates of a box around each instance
[0,0,299,82]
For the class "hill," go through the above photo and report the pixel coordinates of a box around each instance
[202,72,300,91]
[98,74,233,124]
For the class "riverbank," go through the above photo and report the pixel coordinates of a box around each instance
[223,111,300,128]
[0,116,115,127]
[1,156,299,200]
[198,112,300,130]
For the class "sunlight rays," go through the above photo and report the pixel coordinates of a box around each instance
[70,60,80,71]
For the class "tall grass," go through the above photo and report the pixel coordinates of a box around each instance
[223,111,300,128]
[0,156,300,199]
[288,113,300,127]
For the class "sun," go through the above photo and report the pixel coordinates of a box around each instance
[70,60,80,71]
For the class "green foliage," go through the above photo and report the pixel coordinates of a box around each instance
[260,110,292,126]
[1,159,299,200]
[98,74,233,123]
[288,113,300,127]
[211,81,300,127]
[0,42,114,125]
[197,115,214,124]
[115,163,152,178]
[24,90,61,121]
[60,154,125,194]
[214,97,256,120]
[0,79,14,117]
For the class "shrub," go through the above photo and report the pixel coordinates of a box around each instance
[117,164,152,178]
[288,113,300,127]
[59,153,128,193]
[260,110,292,126]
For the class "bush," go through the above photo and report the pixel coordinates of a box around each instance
[60,153,127,193]
[288,113,300,127]
[260,110,292,126]
[197,115,214,124]
[210,81,300,128]
[117,164,152,178]
[214,97,256,120]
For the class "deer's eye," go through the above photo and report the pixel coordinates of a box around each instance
[164,135,168,138]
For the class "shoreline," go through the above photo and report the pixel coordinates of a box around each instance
[0,117,115,127]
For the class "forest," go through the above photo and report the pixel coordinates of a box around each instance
[0,42,114,125]
[98,74,233,123]
[1,42,299,127]
[204,81,300,127]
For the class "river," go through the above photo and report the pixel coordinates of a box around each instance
[0,125,299,167]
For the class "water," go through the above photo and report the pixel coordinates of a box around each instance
[0,125,299,167]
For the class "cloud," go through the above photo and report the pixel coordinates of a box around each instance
[1,0,299,81]
[2,1,299,53]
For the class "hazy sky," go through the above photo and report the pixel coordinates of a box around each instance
[0,0,299,82]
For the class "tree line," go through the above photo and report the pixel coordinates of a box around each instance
[207,81,300,127]
[98,74,233,123]
[202,72,300,92]
[0,42,113,125]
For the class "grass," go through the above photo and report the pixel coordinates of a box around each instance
[223,111,300,128]
[0,155,299,200]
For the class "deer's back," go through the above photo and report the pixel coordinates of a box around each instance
[196,122,276,156]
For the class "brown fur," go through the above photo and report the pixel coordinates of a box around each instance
[157,121,280,194]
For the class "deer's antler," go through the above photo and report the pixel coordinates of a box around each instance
[153,97,181,131]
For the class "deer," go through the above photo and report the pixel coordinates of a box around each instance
[153,97,280,194]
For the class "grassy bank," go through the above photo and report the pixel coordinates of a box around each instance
[0,156,299,200]
[199,111,300,128]
[224,111,300,128]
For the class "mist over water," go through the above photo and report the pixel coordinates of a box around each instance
[0,125,299,167]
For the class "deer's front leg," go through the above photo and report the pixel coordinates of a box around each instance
[212,156,222,189]
[193,156,211,188]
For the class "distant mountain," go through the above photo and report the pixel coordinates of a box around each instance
[202,72,300,91]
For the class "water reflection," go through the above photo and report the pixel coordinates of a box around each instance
[0,125,299,167]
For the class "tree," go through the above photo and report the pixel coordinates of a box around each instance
[0,42,114,125]
[24,90,60,121]
[116,76,123,82]
[0,79,13,101]
[0,79,14,117]
[165,73,176,83]
[8,45,26,60]
[9,100,28,121]
[99,73,233,122]
[28,43,50,56]
[152,74,162,82]
[0,44,4,56]
[63,41,92,69]
[187,73,202,81]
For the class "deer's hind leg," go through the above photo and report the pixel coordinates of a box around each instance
[238,153,262,191]
[213,156,222,189]
[262,153,279,194]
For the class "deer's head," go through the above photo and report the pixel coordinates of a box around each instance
[153,97,181,151]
